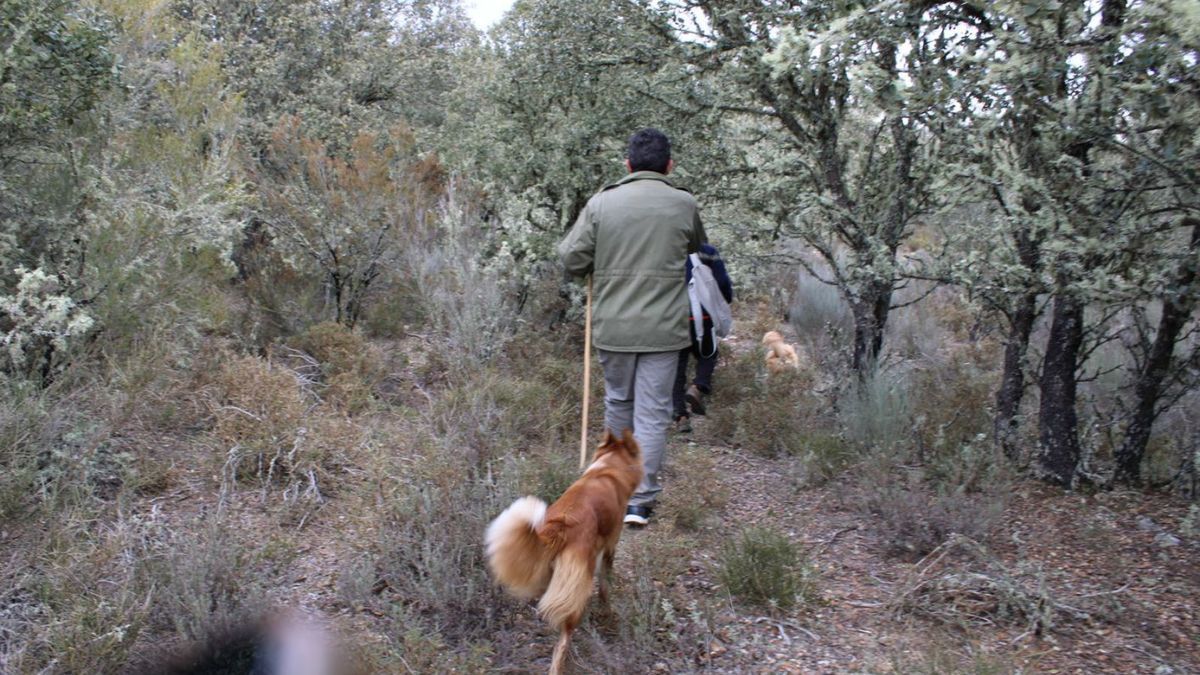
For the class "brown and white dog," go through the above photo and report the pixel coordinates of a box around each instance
[762,330,801,373]
[485,429,643,675]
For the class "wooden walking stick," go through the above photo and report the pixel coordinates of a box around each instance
[579,276,593,470]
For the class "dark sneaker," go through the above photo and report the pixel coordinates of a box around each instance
[624,505,651,527]
[686,384,706,416]
[675,415,692,433]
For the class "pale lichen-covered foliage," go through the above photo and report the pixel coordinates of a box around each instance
[2,0,246,378]
[0,267,95,373]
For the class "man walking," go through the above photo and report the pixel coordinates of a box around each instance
[559,128,706,526]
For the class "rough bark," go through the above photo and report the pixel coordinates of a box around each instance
[851,280,894,375]
[994,290,1038,459]
[1114,218,1200,483]
[1037,292,1085,486]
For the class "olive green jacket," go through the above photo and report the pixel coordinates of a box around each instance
[558,171,707,352]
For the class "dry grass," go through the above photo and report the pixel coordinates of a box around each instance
[660,443,729,531]
[581,529,720,671]
[288,321,387,413]
[425,371,575,468]
[0,502,275,674]
[885,638,1016,675]
[345,418,520,660]
[207,354,311,478]
[890,535,1061,634]
[203,353,358,509]
[0,385,53,518]
[855,468,1007,558]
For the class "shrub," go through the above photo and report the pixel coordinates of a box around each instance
[867,485,1004,559]
[0,381,148,513]
[425,372,573,467]
[924,434,1012,497]
[846,368,1009,558]
[702,350,761,443]
[730,371,812,459]
[702,350,824,463]
[890,535,1059,635]
[2,509,270,674]
[148,521,265,646]
[856,458,1006,559]
[207,355,309,483]
[906,344,997,462]
[613,551,670,649]
[255,119,436,328]
[717,526,816,611]
[0,267,95,379]
[204,354,356,517]
[789,267,853,342]
[1,512,156,672]
[0,384,50,517]
[838,367,913,450]
[368,442,518,643]
[788,266,853,370]
[515,448,578,504]
[289,321,385,412]
[795,431,856,486]
[234,236,325,346]
[403,183,521,370]
[385,618,495,673]
[887,640,1015,675]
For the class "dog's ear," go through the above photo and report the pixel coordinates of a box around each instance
[620,428,639,455]
[594,428,615,457]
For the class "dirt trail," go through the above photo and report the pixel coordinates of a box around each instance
[168,326,1200,674]
[602,324,1200,674]
[614,418,1200,674]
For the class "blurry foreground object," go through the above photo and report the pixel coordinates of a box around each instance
[142,614,338,675]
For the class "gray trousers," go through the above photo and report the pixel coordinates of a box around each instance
[597,349,678,508]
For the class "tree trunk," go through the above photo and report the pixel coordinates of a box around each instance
[1114,218,1199,483]
[1037,292,1085,486]
[995,290,1038,460]
[851,280,893,375]
[851,308,876,376]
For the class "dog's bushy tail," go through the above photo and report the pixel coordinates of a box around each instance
[485,496,554,600]
[537,545,593,630]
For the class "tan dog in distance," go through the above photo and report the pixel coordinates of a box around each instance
[762,330,801,373]
[485,429,643,675]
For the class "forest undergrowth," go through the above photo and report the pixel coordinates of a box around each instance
[4,1,1199,672]
[2,291,1196,674]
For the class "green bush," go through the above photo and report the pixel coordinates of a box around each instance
[717,526,815,610]
[796,431,856,485]
[703,351,824,463]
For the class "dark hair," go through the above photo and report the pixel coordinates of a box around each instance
[627,128,671,173]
